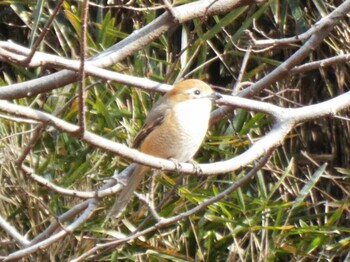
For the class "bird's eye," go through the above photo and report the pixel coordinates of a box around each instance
[194,89,201,95]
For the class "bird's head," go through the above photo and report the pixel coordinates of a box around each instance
[166,79,221,104]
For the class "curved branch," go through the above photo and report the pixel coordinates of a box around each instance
[4,199,98,261]
[0,92,349,175]
[72,148,274,261]
[210,0,350,122]
[20,165,120,198]
[0,41,171,93]
[0,0,262,100]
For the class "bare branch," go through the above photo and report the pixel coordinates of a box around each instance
[76,0,89,137]
[20,164,128,199]
[4,199,98,261]
[72,149,273,261]
[0,92,349,176]
[22,0,64,64]
[210,0,350,122]
[291,53,350,74]
[0,0,263,100]
[0,215,30,246]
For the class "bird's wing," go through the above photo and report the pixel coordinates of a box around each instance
[132,99,170,149]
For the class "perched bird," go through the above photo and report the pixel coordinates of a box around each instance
[109,79,221,217]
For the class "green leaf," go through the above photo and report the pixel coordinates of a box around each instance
[292,163,327,210]
[30,0,44,47]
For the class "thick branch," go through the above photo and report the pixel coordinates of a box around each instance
[0,92,349,175]
[0,0,262,100]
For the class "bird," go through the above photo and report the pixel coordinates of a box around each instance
[108,79,221,217]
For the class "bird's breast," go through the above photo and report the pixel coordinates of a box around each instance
[170,99,212,161]
[173,99,211,137]
[140,99,212,162]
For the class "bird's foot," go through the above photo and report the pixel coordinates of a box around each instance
[188,159,202,175]
[169,158,182,172]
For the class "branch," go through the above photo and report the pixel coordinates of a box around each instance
[210,0,350,122]
[72,148,274,261]
[76,0,89,137]
[20,164,130,199]
[0,41,172,93]
[0,92,349,176]
[28,167,135,245]
[0,0,262,100]
[21,0,64,64]
[4,165,136,260]
[0,215,30,247]
[4,199,98,261]
[291,53,350,74]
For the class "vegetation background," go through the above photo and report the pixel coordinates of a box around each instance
[0,0,349,261]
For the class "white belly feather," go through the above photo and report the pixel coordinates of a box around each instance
[172,98,212,161]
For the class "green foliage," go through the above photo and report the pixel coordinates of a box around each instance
[0,0,350,261]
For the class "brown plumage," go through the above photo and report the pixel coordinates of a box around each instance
[108,79,220,217]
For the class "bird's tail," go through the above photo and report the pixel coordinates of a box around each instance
[107,164,148,218]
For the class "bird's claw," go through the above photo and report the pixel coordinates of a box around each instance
[188,160,202,175]
[169,158,182,172]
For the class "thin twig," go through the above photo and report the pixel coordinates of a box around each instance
[20,164,126,199]
[77,0,89,137]
[233,44,251,94]
[22,0,64,64]
[15,123,45,167]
